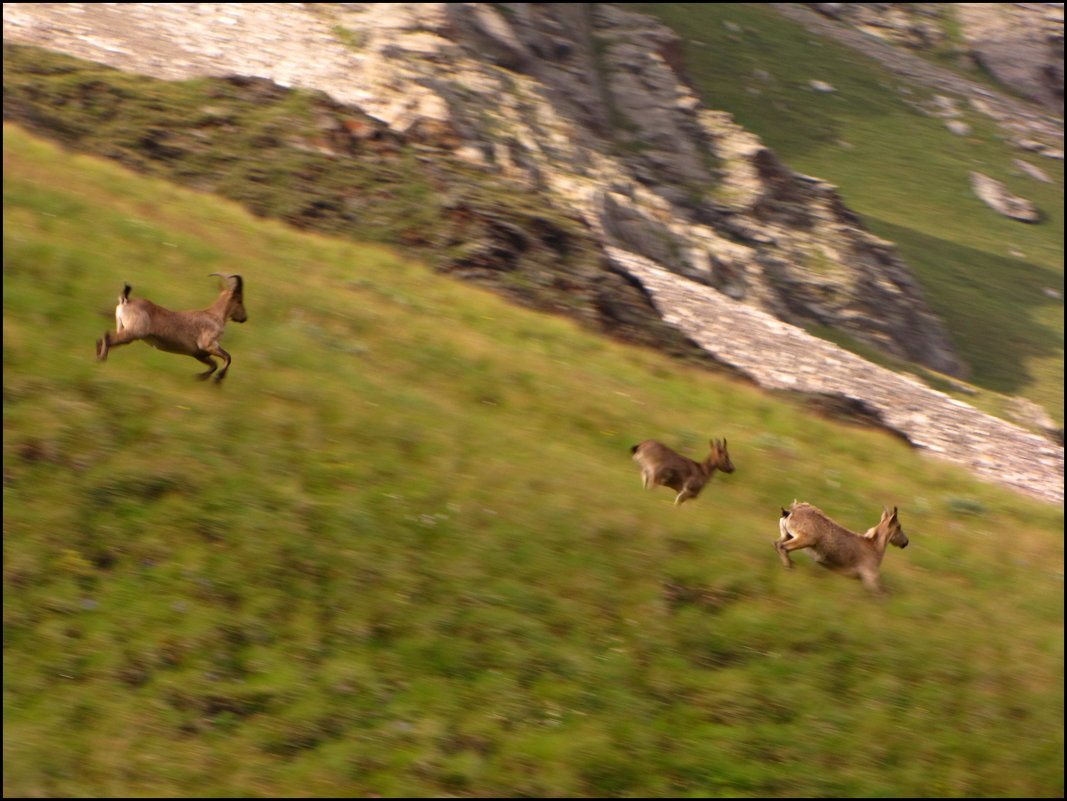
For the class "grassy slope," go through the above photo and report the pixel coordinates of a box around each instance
[0,44,633,350]
[626,3,1064,423]
[4,126,1063,797]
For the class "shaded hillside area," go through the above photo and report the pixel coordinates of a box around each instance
[4,125,1063,797]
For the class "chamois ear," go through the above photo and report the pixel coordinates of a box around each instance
[780,507,790,518]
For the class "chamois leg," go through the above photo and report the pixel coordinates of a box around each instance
[775,533,814,569]
[774,539,794,569]
[674,483,698,505]
[857,568,886,597]
[96,329,138,361]
[205,344,232,383]
[192,351,219,381]
[674,479,708,503]
[775,514,796,566]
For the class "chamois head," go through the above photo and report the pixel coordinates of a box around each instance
[210,273,247,323]
[709,438,735,474]
[880,506,909,549]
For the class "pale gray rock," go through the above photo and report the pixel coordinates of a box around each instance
[1013,158,1054,183]
[955,3,1064,115]
[969,172,1042,222]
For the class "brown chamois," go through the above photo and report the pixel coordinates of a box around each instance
[631,438,734,505]
[776,501,909,595]
[96,274,246,382]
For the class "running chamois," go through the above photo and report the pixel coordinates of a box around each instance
[96,274,246,382]
[776,501,909,595]
[631,438,734,505]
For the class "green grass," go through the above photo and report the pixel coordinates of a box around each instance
[624,3,1064,423]
[4,125,1063,797]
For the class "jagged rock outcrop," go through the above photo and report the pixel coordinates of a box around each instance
[2,1,965,378]
[454,3,967,377]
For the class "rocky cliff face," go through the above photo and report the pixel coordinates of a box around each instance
[437,2,968,377]
[956,3,1064,116]
[2,1,965,377]
[807,2,1064,115]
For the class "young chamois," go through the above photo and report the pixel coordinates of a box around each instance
[631,438,734,505]
[776,501,909,595]
[96,274,246,382]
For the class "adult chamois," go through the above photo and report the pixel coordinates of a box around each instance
[96,274,246,382]
[776,501,909,595]
[631,438,734,505]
